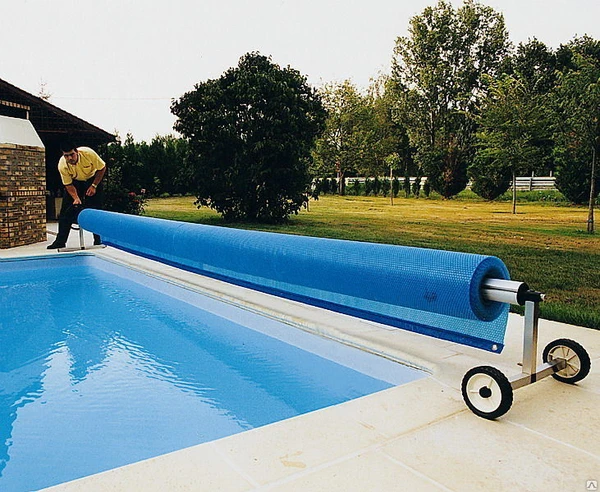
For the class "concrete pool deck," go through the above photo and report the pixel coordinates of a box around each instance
[1,227,598,491]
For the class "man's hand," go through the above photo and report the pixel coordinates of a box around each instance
[86,185,97,197]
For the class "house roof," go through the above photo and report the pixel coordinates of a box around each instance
[0,77,115,145]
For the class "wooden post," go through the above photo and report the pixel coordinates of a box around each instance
[512,172,517,215]
[390,165,394,206]
[588,146,596,233]
[529,171,534,191]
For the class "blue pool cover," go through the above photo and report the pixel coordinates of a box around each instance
[79,210,511,352]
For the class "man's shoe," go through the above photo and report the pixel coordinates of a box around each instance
[47,241,66,250]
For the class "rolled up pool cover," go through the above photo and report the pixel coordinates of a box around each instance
[79,210,511,352]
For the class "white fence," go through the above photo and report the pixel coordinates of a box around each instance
[511,176,556,191]
[343,176,556,191]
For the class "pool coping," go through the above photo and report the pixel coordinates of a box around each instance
[2,231,599,491]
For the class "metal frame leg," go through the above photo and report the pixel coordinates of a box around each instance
[509,293,565,390]
[522,299,539,380]
[57,227,105,253]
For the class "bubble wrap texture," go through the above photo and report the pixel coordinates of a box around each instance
[79,210,510,352]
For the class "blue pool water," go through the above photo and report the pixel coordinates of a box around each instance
[0,254,423,491]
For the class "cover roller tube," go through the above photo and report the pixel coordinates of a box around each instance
[79,209,510,321]
[78,210,512,352]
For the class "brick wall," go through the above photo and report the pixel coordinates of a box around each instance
[0,143,46,248]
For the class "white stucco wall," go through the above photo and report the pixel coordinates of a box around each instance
[0,114,44,148]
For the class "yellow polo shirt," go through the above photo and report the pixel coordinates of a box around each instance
[58,147,106,186]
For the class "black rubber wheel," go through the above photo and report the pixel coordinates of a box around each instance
[543,338,591,384]
[461,365,513,420]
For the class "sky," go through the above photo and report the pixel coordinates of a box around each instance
[2,0,599,142]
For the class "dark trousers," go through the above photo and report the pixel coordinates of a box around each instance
[56,177,103,246]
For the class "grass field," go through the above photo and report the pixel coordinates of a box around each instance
[144,194,600,330]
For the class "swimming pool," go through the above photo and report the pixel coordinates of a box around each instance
[0,253,424,491]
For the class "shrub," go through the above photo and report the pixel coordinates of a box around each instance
[423,180,431,197]
[422,148,469,198]
[103,166,147,215]
[349,179,362,196]
[554,149,600,204]
[470,170,512,200]
[403,175,411,197]
[373,176,382,196]
[412,176,422,197]
[392,177,400,197]
[331,178,338,194]
[104,188,147,215]
[381,178,390,197]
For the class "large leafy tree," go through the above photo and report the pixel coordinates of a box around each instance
[101,133,190,198]
[312,78,412,194]
[172,52,326,222]
[552,39,600,232]
[503,39,558,175]
[391,0,510,198]
[366,76,414,179]
[99,134,147,215]
[556,35,600,72]
[508,38,557,95]
[142,135,190,196]
[312,81,372,195]
[472,75,550,211]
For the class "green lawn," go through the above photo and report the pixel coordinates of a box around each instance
[144,194,600,330]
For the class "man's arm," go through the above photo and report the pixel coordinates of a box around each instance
[65,184,82,205]
[86,167,106,197]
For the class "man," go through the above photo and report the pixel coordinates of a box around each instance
[47,141,106,249]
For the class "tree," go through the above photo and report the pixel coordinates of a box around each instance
[504,38,558,174]
[172,52,326,223]
[391,0,510,198]
[384,152,401,204]
[473,75,550,212]
[98,134,147,215]
[144,135,190,195]
[37,79,52,101]
[508,38,557,95]
[556,35,600,72]
[552,42,600,232]
[553,144,596,204]
[366,76,414,180]
[403,173,411,197]
[312,81,371,195]
[100,132,190,198]
[116,133,147,193]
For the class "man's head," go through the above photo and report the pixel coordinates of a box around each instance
[60,140,79,165]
